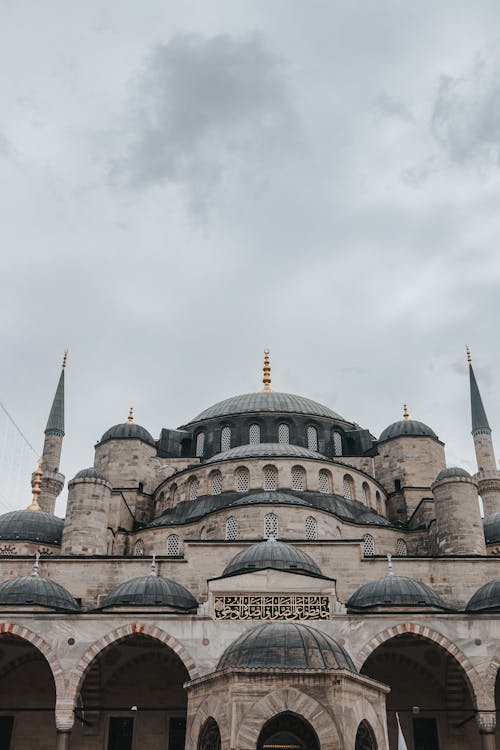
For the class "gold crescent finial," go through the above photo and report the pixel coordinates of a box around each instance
[27,459,43,512]
[262,349,272,392]
[62,350,68,369]
[466,345,472,364]
[127,407,134,423]
[403,404,410,420]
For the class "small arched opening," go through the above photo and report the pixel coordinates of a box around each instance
[257,711,320,750]
[198,716,221,750]
[355,720,377,750]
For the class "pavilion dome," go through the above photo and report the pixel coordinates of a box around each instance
[483,513,500,544]
[379,419,437,443]
[347,575,447,610]
[466,580,500,613]
[99,421,155,447]
[100,575,197,611]
[222,538,323,578]
[0,575,80,612]
[0,510,63,545]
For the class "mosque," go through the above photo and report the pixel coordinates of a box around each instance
[1,349,500,750]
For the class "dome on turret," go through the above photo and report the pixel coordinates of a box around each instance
[434,467,471,482]
[100,575,197,611]
[74,467,108,481]
[222,538,323,578]
[0,575,80,612]
[347,575,447,610]
[217,622,356,671]
[379,405,437,443]
[99,409,155,447]
[0,510,63,545]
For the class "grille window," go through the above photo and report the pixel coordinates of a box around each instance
[210,471,222,495]
[226,517,238,540]
[319,469,331,494]
[195,432,205,457]
[333,431,343,456]
[343,475,354,500]
[236,466,250,492]
[264,513,278,539]
[189,477,199,501]
[396,538,408,556]
[249,424,260,444]
[278,423,290,443]
[134,539,144,556]
[305,516,317,540]
[307,425,318,451]
[291,465,305,491]
[167,534,182,556]
[220,426,231,452]
[263,465,278,491]
[363,534,375,557]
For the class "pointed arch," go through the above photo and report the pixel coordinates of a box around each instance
[0,622,65,699]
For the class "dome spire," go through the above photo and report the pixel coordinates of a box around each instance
[466,344,472,364]
[403,404,409,420]
[26,459,42,512]
[262,349,272,392]
[127,407,134,423]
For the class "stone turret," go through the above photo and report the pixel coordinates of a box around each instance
[432,467,486,555]
[36,354,66,514]
[61,468,112,555]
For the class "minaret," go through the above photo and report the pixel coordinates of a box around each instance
[467,346,500,517]
[37,353,67,514]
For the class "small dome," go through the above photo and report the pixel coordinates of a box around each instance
[100,575,197,611]
[483,513,500,544]
[0,510,63,545]
[231,491,309,507]
[206,443,325,463]
[0,575,80,612]
[217,622,356,671]
[188,392,344,423]
[74,467,108,481]
[99,422,155,447]
[223,539,323,578]
[379,419,437,442]
[434,466,471,482]
[466,580,500,612]
[347,576,446,610]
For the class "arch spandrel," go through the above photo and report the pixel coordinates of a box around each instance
[0,622,65,698]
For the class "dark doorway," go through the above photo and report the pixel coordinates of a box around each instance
[170,716,187,750]
[198,717,221,750]
[413,717,439,750]
[355,720,377,750]
[0,717,14,750]
[257,712,320,750]
[108,717,134,750]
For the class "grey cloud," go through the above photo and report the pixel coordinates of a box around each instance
[373,92,414,123]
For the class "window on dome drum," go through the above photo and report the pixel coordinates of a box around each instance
[226,516,238,540]
[307,425,318,451]
[333,430,343,456]
[195,432,205,457]
[362,482,371,506]
[220,426,231,452]
[396,538,408,556]
[263,465,278,491]
[134,539,145,556]
[189,477,199,501]
[363,534,375,557]
[278,422,290,444]
[343,474,355,500]
[318,469,332,494]
[375,491,382,515]
[210,471,223,495]
[291,465,306,491]
[264,513,278,539]
[305,516,318,540]
[336,526,342,538]
[166,534,182,556]
[249,423,261,444]
[235,466,250,492]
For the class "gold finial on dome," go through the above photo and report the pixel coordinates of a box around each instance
[62,350,68,369]
[466,345,472,364]
[403,404,410,421]
[262,349,272,392]
[127,407,134,423]
[27,459,43,512]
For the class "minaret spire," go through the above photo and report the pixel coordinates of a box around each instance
[468,347,491,433]
[36,354,67,514]
[262,349,272,392]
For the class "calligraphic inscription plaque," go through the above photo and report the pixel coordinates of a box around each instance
[214,594,330,620]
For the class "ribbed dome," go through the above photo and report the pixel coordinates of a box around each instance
[483,513,500,544]
[466,580,500,612]
[0,510,63,545]
[223,539,323,578]
[206,443,325,463]
[189,392,344,423]
[379,419,437,442]
[0,575,80,612]
[347,576,446,610]
[100,575,197,611]
[217,622,356,671]
[99,422,155,447]
[434,467,471,482]
[74,467,108,481]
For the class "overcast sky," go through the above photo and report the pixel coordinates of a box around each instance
[2,1,500,516]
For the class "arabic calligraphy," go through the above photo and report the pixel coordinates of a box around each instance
[214,594,330,620]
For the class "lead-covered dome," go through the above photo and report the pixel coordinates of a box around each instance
[189,392,344,423]
[483,513,500,544]
[347,576,446,610]
[99,422,155,447]
[206,443,325,463]
[74,467,108,481]
[379,419,437,442]
[223,539,323,578]
[0,575,80,612]
[434,467,471,482]
[466,580,500,612]
[217,622,356,671]
[0,510,63,545]
[100,575,197,611]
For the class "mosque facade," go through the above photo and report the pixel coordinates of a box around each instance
[1,350,500,750]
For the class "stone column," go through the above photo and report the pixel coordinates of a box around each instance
[56,730,71,750]
[477,712,496,750]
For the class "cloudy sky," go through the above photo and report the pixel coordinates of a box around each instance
[2,1,500,515]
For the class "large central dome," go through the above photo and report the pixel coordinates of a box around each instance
[188,392,345,423]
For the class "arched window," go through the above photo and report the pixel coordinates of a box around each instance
[235,466,249,492]
[336,526,342,538]
[189,477,199,501]
[305,516,317,540]
[278,423,290,444]
[396,538,408,556]
[333,430,343,456]
[257,712,319,750]
[363,534,375,557]
[343,474,355,500]
[264,513,278,539]
[198,717,221,750]
[195,432,205,457]
[210,470,222,495]
[355,720,377,750]
[291,465,306,491]
[249,423,260,444]
[375,490,382,515]
[362,482,371,506]
[225,517,238,540]
[263,465,278,491]
[167,534,182,556]
[134,539,145,556]
[319,469,332,494]
[220,426,231,452]
[307,425,318,451]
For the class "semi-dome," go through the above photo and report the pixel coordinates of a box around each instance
[206,443,325,463]
[99,422,155,447]
[223,539,323,578]
[100,575,197,611]
[379,419,437,442]
[231,491,309,507]
[217,622,356,671]
[347,576,446,610]
[466,580,500,612]
[189,392,345,423]
[0,575,80,612]
[74,467,108,481]
[434,467,471,482]
[483,513,500,544]
[0,510,63,545]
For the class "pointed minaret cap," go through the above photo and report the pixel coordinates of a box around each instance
[468,348,491,432]
[403,404,410,421]
[45,354,66,436]
[127,407,134,424]
[262,349,272,392]
[466,345,472,364]
[26,460,43,512]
